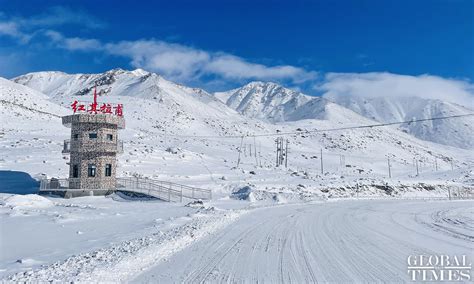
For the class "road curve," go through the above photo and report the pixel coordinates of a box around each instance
[134,200,474,283]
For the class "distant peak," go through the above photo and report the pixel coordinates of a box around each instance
[244,81,279,88]
[105,68,127,74]
[131,68,150,76]
[18,70,67,77]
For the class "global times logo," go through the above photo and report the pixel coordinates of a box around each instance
[408,254,472,281]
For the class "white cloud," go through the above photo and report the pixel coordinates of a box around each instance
[0,21,31,43]
[45,30,102,51]
[105,40,210,81]
[0,8,317,84]
[319,72,474,106]
[24,6,105,29]
[0,6,104,43]
[103,39,317,83]
[205,54,317,83]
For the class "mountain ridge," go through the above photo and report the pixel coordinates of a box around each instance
[216,81,474,149]
[12,68,474,149]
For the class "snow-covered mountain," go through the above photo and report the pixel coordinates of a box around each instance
[215,82,312,121]
[216,81,474,149]
[13,68,268,138]
[216,81,379,124]
[324,94,474,149]
[215,82,358,123]
[4,69,473,187]
[0,77,70,178]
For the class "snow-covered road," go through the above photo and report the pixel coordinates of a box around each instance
[135,200,474,283]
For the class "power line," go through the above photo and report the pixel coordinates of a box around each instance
[162,113,474,139]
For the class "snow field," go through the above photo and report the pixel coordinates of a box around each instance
[135,200,474,283]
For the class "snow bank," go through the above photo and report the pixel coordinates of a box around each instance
[3,194,53,209]
[7,208,246,283]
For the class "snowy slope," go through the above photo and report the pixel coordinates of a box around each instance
[217,81,474,149]
[0,78,70,179]
[13,69,269,138]
[216,82,333,122]
[4,70,473,189]
[3,71,473,283]
[0,77,68,118]
[215,81,382,123]
[216,82,312,121]
[323,94,474,149]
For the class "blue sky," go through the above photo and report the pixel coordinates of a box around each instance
[0,0,473,96]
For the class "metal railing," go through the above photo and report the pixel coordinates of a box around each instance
[40,178,69,190]
[448,187,474,200]
[39,177,212,202]
[116,177,212,202]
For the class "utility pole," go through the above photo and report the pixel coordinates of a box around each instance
[274,137,286,167]
[237,136,244,167]
[285,139,289,168]
[253,136,258,166]
[435,157,438,171]
[415,159,419,176]
[339,155,345,172]
[164,129,167,148]
[280,138,284,166]
[320,148,324,175]
[275,137,281,167]
[387,156,392,178]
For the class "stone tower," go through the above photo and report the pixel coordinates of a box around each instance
[62,113,125,192]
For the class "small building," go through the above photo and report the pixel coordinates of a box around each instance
[39,87,211,201]
[62,113,124,195]
[40,87,127,198]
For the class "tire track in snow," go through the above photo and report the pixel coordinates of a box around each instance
[135,200,474,283]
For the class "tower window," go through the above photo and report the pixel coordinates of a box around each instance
[72,164,79,178]
[89,133,97,139]
[73,134,79,140]
[87,164,96,177]
[106,134,113,141]
[105,164,112,176]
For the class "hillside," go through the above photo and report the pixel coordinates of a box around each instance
[323,94,474,149]
[214,81,362,123]
[3,70,473,192]
[216,81,474,149]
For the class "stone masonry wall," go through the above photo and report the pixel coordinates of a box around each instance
[64,114,123,190]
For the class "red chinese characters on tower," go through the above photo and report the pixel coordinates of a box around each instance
[70,87,123,116]
[71,100,86,113]
[114,104,123,116]
[100,103,112,114]
[88,101,99,114]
